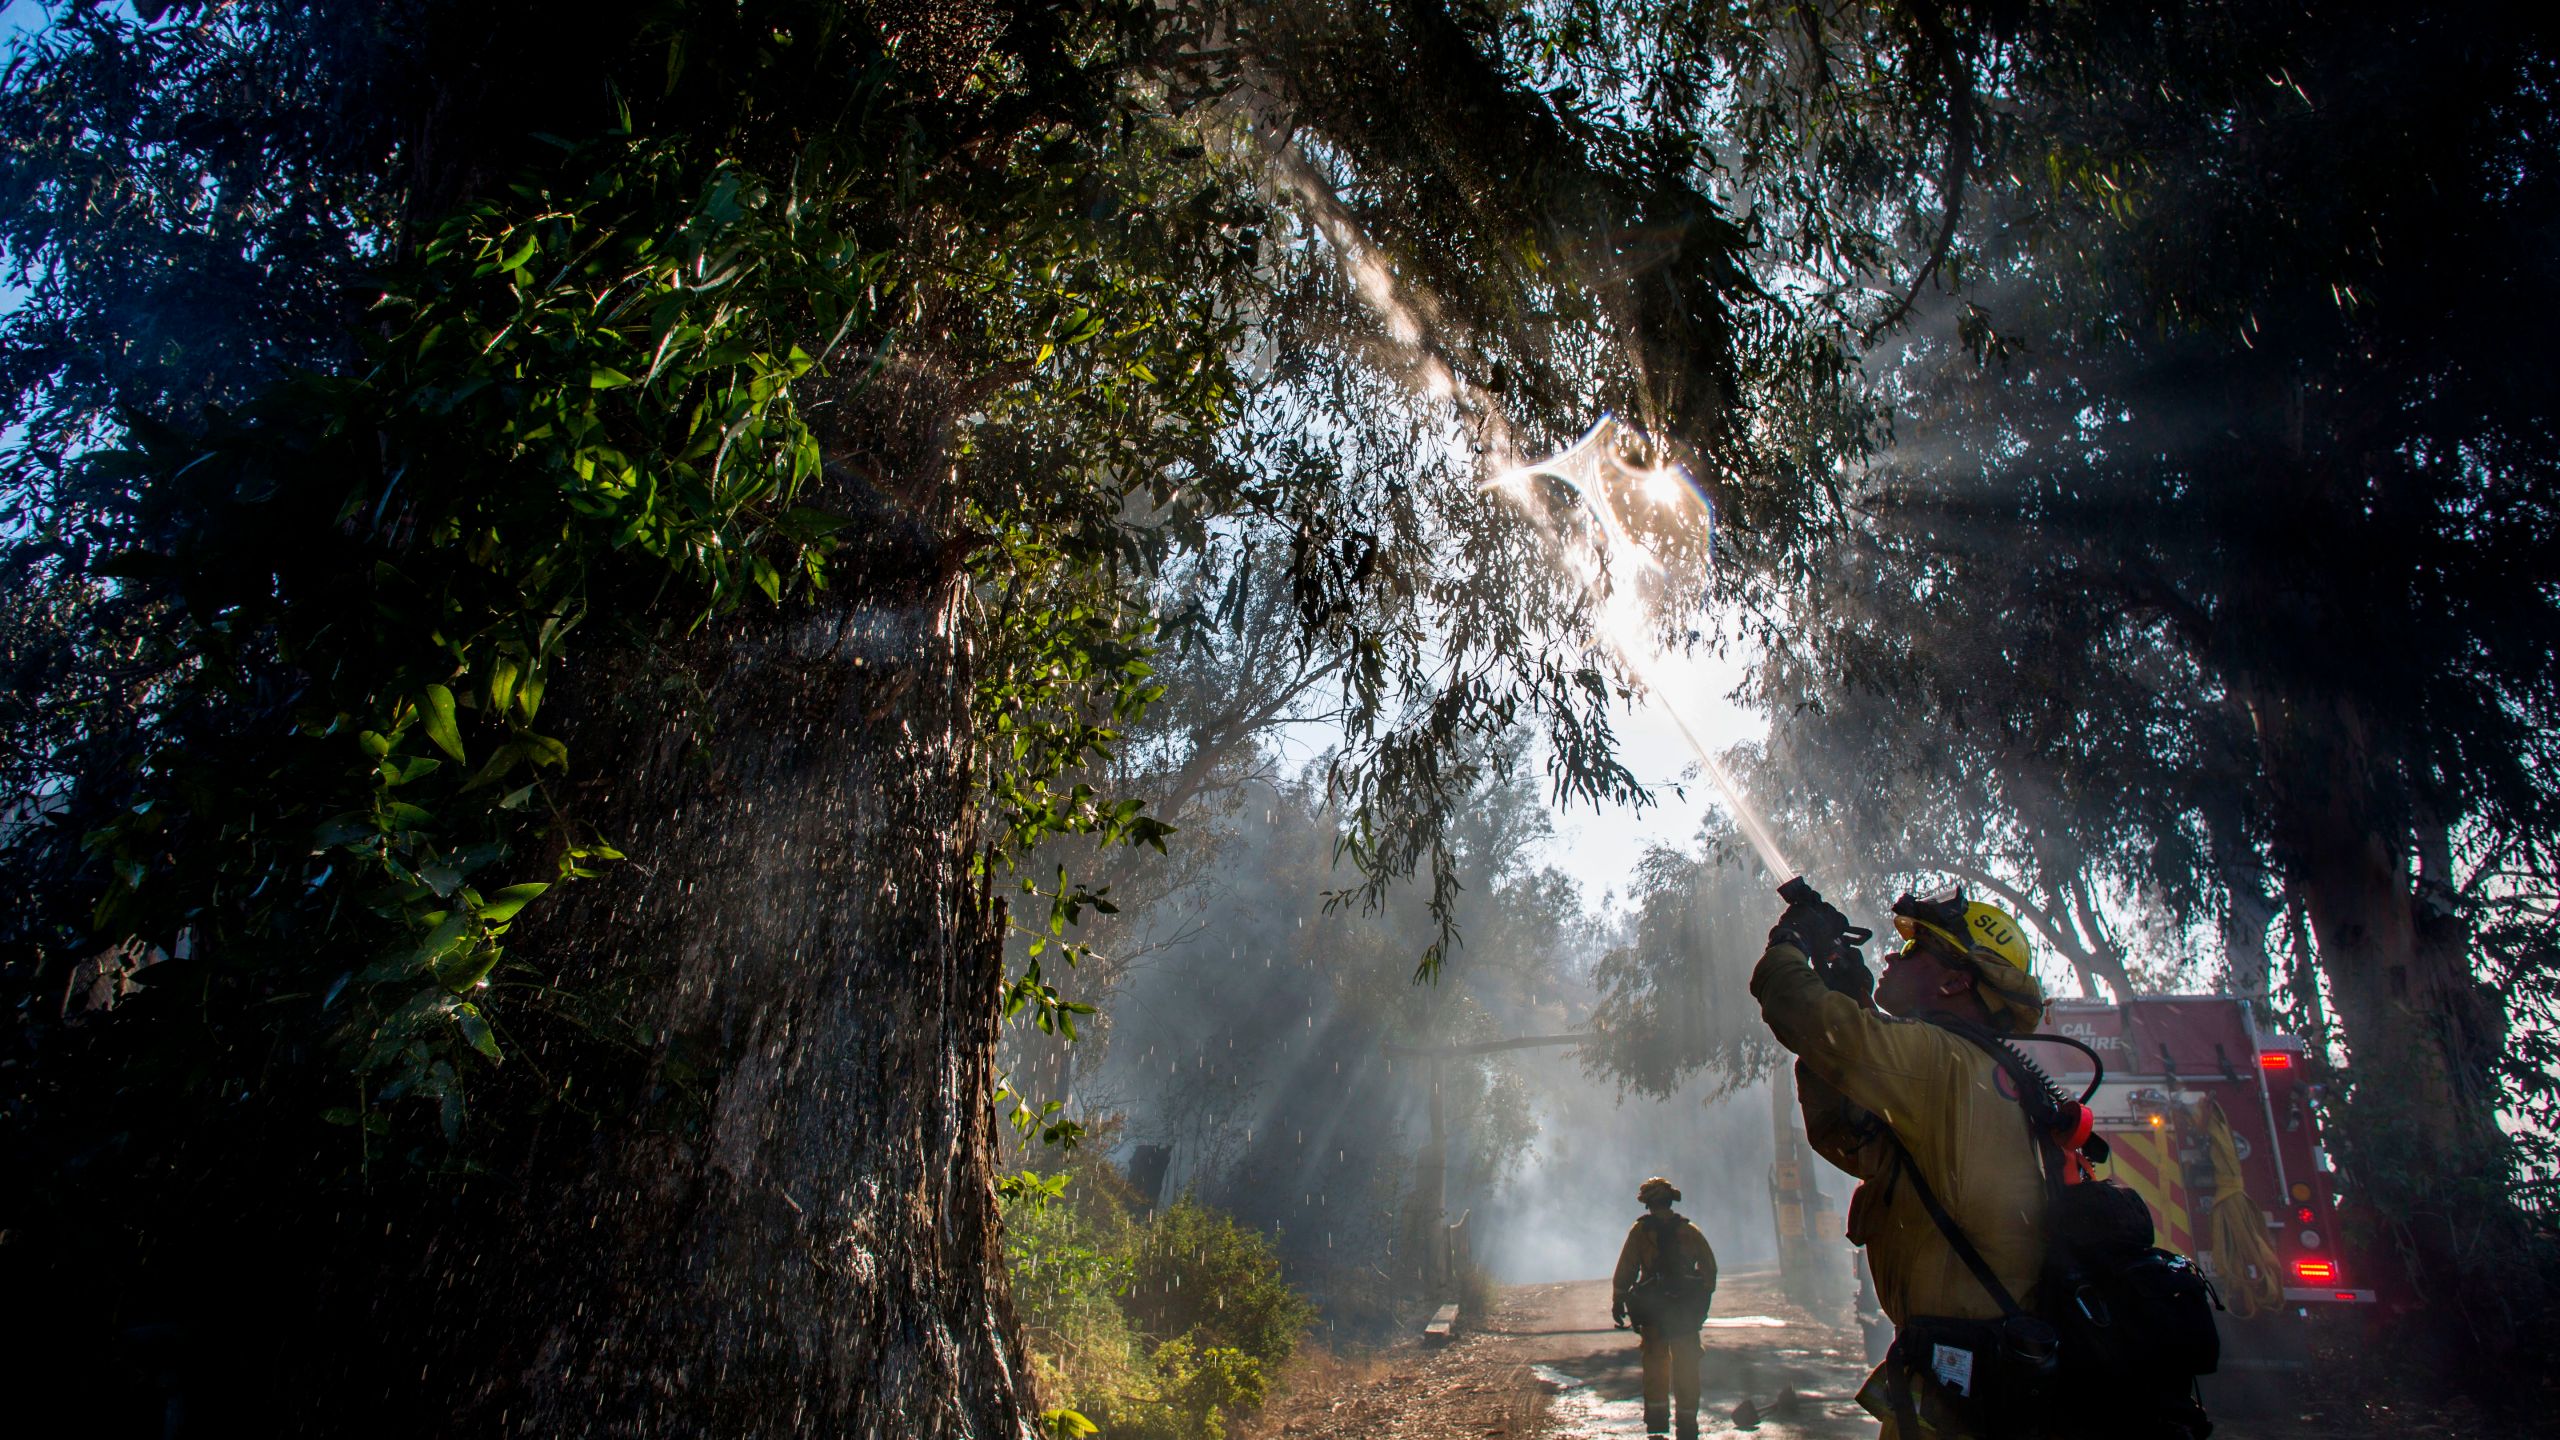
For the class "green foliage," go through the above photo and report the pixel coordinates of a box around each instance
[3,0,1272,1160]
[1000,1091,1091,1154]
[1092,1339,1269,1440]
[1583,836,1784,1098]
[1005,1170,1145,1407]
[1123,1198,1319,1366]
[1004,1172,1310,1439]
[1041,1409,1102,1439]
[954,135,1258,1048]
[66,119,881,1135]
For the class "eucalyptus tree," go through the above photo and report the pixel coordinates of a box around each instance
[0,1,1895,1433]
[994,540,1348,1131]
[1581,832,1785,1098]
[1755,0,2560,1376]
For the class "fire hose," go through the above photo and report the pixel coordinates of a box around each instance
[2194,1097,2286,1318]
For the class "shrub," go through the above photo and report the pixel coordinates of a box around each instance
[1457,1259,1499,1327]
[1005,1174,1314,1438]
[1005,1175,1146,1411]
[1086,1338,1268,1440]
[1124,1198,1318,1368]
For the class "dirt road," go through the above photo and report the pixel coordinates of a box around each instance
[1240,1266,2469,1440]
[1242,1265,1879,1440]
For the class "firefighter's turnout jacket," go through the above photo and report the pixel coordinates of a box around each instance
[1751,940,2048,1437]
[1611,1210,1718,1325]
[1613,1208,1719,1440]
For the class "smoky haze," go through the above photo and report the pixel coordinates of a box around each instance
[1040,752,1850,1330]
[1475,1056,1784,1283]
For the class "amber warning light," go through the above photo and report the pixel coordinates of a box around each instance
[2259,1052,2294,1070]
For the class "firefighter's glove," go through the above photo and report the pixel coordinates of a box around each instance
[1816,945,1876,1005]
[1770,896,1854,961]
[1612,1300,1629,1330]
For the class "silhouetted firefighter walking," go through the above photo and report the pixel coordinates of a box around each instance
[1612,1176,1718,1439]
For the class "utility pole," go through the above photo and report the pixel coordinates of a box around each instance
[1767,1063,1849,1317]
[1382,1033,1586,1301]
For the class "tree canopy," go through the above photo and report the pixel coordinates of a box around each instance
[0,1,1870,1429]
[5,0,2558,1429]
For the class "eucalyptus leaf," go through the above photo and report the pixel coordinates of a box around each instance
[421,684,466,762]
[476,882,550,923]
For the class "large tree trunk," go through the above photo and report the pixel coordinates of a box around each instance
[2248,678,2529,1371]
[415,569,1036,1437]
[297,7,1047,1417]
[2220,354,2537,1373]
[2199,774,2278,1001]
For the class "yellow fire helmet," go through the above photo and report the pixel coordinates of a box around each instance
[1899,894,2030,971]
[1893,885,2043,1029]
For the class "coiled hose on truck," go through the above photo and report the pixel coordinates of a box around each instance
[2194,1097,2286,1318]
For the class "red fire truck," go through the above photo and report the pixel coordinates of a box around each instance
[2037,995,2370,1398]
[1775,993,2370,1401]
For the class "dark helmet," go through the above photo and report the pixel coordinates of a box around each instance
[1638,1176,1681,1205]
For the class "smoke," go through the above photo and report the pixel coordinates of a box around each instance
[1477,1051,1786,1283]
[1066,757,1838,1321]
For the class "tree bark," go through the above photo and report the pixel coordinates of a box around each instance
[2247,677,2528,1367]
[413,571,1037,1437]
[2199,769,2278,1002]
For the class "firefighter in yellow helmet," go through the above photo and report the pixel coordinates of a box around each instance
[1610,1176,1718,1440]
[1750,885,2052,1438]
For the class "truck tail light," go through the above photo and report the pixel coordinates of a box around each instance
[2294,1260,2336,1282]
[2259,1052,2293,1070]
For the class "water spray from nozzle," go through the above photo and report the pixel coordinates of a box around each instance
[1267,150,1807,898]
[1490,416,1799,886]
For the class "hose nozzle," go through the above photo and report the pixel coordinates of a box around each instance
[1774,875,1875,998]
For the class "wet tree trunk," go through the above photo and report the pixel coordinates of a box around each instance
[420,564,1037,1437]
[2199,775,2278,1001]
[2217,368,2532,1369]
[2247,678,2524,1368]
[327,10,1046,1414]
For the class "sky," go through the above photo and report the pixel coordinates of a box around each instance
[2,3,61,308]
[0,6,46,456]
[1534,642,1768,914]
[2,3,58,52]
